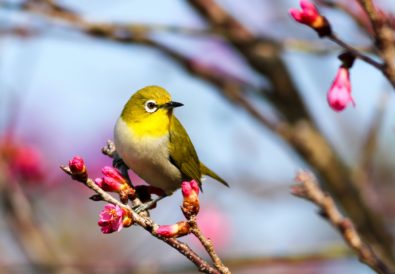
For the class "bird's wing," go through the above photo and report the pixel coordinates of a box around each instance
[168,116,202,185]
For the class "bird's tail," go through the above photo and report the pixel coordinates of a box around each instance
[200,162,229,187]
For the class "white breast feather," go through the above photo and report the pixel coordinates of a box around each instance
[114,118,182,194]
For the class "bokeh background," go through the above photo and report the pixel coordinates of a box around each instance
[1,0,395,273]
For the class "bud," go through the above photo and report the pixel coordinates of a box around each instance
[98,204,133,234]
[289,0,331,37]
[327,67,355,112]
[95,166,129,192]
[68,156,87,182]
[155,221,190,238]
[181,180,200,218]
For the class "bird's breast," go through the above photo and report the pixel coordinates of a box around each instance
[114,117,182,194]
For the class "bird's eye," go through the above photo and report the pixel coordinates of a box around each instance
[144,100,158,113]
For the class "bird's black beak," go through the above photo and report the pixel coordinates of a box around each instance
[162,101,184,109]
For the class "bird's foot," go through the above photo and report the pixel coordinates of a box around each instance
[133,195,166,214]
[112,157,125,169]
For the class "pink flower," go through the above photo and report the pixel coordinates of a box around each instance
[327,67,355,112]
[289,0,331,36]
[155,221,190,238]
[98,204,132,234]
[68,156,87,182]
[95,166,129,193]
[9,145,44,181]
[69,156,86,174]
[181,180,200,198]
[181,180,200,218]
[290,1,319,25]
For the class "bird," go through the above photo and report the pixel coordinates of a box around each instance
[114,85,228,209]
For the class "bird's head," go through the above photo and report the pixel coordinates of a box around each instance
[121,86,183,133]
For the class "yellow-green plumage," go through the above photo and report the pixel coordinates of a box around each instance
[114,85,228,195]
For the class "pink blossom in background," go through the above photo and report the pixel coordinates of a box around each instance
[98,204,124,234]
[195,204,231,250]
[327,67,355,112]
[0,135,45,182]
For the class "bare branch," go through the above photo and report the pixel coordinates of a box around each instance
[292,171,394,274]
[355,0,395,88]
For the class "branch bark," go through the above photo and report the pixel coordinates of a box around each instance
[293,171,394,274]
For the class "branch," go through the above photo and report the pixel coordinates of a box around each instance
[355,0,395,88]
[328,33,383,70]
[188,0,312,123]
[189,216,230,274]
[292,171,394,274]
[60,164,221,274]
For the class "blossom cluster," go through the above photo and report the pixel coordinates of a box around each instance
[67,156,200,237]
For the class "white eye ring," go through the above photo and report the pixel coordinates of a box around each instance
[144,100,158,113]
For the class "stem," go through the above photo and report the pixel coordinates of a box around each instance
[328,33,384,70]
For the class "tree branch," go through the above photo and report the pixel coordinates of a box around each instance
[355,0,395,88]
[292,171,394,274]
[60,164,221,274]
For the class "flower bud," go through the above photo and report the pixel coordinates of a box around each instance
[181,180,200,218]
[68,156,87,182]
[289,0,331,37]
[155,221,190,238]
[327,67,355,112]
[96,166,129,193]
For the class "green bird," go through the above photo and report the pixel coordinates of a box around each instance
[114,85,228,205]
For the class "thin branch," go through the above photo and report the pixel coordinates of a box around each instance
[316,0,374,35]
[189,216,230,274]
[355,0,395,88]
[328,33,383,70]
[292,171,394,274]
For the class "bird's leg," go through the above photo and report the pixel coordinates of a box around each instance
[133,195,167,214]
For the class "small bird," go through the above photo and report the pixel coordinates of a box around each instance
[114,85,228,205]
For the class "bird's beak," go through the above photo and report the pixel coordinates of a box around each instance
[162,101,184,109]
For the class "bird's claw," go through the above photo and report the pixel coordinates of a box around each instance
[133,201,156,214]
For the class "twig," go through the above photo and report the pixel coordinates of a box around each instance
[328,33,383,70]
[316,0,374,35]
[189,216,230,274]
[60,165,221,274]
[292,171,394,274]
[355,0,395,88]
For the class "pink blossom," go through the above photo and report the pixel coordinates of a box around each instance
[327,67,355,112]
[155,221,190,238]
[68,156,85,174]
[98,204,124,234]
[289,0,321,26]
[95,166,128,193]
[181,180,200,198]
[289,0,331,36]
[181,180,200,217]
[9,145,44,181]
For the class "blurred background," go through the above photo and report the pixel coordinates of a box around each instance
[0,0,395,273]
